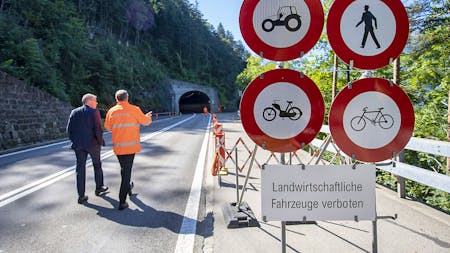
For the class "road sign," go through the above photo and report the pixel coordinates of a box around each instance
[327,0,409,70]
[261,164,376,221]
[329,78,414,162]
[239,0,324,61]
[240,69,324,153]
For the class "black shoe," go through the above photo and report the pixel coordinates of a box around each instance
[128,182,134,196]
[118,201,129,210]
[78,195,88,204]
[95,186,109,196]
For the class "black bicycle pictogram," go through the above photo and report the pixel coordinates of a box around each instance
[262,6,302,32]
[263,100,302,121]
[350,107,394,131]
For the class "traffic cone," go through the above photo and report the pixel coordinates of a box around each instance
[211,153,219,176]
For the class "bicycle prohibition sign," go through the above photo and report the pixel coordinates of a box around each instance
[350,107,394,131]
[263,100,302,121]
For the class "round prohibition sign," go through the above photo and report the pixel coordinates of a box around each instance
[240,69,324,153]
[239,0,324,61]
[329,78,414,162]
[327,0,409,70]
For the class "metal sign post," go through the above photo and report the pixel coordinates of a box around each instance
[238,145,258,208]
[280,152,287,253]
[234,148,239,203]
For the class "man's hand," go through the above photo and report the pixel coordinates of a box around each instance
[146,111,153,117]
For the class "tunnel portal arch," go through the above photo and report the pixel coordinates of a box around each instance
[179,90,210,113]
[169,79,220,114]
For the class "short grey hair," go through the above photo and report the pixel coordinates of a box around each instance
[81,93,97,104]
[115,89,129,101]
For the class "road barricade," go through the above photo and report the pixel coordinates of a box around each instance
[211,119,227,176]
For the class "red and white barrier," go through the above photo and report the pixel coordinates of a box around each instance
[211,118,227,176]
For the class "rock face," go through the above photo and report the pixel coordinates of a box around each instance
[0,72,73,151]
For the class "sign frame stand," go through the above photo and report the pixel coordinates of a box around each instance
[222,145,260,229]
[372,160,399,253]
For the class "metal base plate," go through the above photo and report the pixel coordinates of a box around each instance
[222,202,260,229]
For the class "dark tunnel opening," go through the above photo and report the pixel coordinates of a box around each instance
[179,90,210,113]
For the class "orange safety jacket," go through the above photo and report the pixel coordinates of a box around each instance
[104,101,152,155]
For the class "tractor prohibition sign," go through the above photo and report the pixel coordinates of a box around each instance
[262,6,302,32]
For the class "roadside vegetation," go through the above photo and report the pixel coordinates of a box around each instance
[0,0,247,110]
[237,0,449,212]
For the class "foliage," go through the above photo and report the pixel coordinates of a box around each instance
[236,56,277,92]
[0,0,247,110]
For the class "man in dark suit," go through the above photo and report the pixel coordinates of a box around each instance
[67,93,108,204]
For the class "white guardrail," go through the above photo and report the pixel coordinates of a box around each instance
[311,125,450,194]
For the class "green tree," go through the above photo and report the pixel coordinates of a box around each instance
[236,56,277,92]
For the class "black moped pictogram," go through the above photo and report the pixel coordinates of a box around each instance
[263,100,302,121]
[262,6,302,32]
[350,107,394,131]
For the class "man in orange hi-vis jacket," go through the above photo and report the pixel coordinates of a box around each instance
[104,89,152,210]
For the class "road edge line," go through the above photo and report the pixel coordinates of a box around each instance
[174,114,211,253]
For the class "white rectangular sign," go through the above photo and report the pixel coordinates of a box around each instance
[261,164,376,221]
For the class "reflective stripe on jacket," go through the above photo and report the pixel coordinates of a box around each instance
[104,101,152,155]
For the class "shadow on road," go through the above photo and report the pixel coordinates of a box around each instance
[84,194,213,238]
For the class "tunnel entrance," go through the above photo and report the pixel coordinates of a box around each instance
[179,90,210,113]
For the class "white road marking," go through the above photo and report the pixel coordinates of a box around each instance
[0,115,196,208]
[0,141,70,159]
[0,117,177,158]
[174,114,211,253]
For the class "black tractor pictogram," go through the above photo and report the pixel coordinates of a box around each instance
[262,6,302,32]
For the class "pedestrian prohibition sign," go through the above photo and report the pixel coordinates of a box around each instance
[239,0,324,61]
[329,78,414,162]
[240,69,324,153]
[327,0,409,70]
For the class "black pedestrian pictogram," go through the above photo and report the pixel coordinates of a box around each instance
[263,100,302,121]
[355,5,381,49]
[262,6,302,32]
[350,107,394,131]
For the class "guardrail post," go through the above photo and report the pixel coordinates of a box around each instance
[396,176,406,198]
[395,152,406,198]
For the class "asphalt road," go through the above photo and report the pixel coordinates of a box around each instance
[0,114,212,253]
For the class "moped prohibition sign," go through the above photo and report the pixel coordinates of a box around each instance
[327,0,409,70]
[240,69,324,153]
[329,78,414,162]
[239,0,324,61]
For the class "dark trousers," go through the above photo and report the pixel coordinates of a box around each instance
[74,146,104,197]
[117,154,135,203]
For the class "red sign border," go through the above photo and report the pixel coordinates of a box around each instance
[239,0,324,61]
[240,69,325,153]
[327,0,409,70]
[329,78,414,162]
